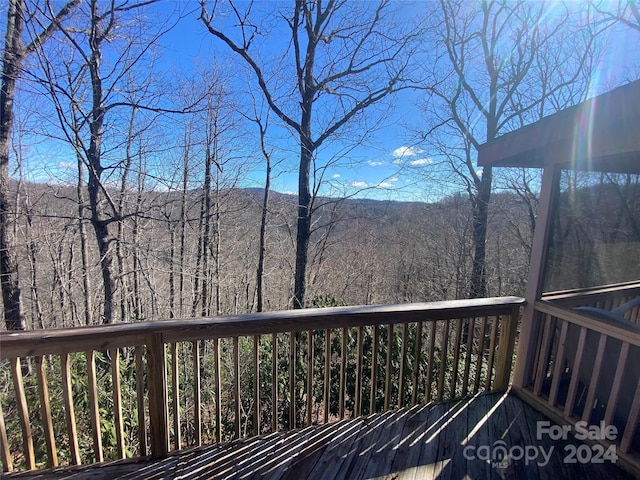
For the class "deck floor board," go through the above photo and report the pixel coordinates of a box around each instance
[3,392,634,480]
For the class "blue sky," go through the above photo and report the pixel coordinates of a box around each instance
[9,1,640,203]
[152,0,640,202]
[152,1,444,202]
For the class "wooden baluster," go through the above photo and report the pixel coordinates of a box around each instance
[254,335,260,436]
[110,348,125,459]
[548,320,569,407]
[582,334,607,424]
[339,328,347,419]
[272,333,278,432]
[630,302,640,324]
[213,338,222,442]
[564,327,587,417]
[484,317,500,392]
[135,346,147,455]
[411,321,423,406]
[398,323,408,408]
[324,329,331,424]
[170,343,181,450]
[146,334,168,459]
[425,321,437,402]
[192,341,201,446]
[474,316,488,393]
[461,318,475,397]
[437,320,450,401]
[85,351,103,463]
[529,314,546,386]
[620,376,640,453]
[384,324,393,411]
[355,326,363,417]
[370,325,379,414]
[35,356,57,467]
[449,319,463,398]
[10,358,34,470]
[306,331,313,426]
[533,314,555,396]
[233,337,241,439]
[290,332,297,428]
[604,341,630,427]
[0,400,12,472]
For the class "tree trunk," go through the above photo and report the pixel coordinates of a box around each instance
[293,141,313,309]
[179,138,189,318]
[468,165,492,299]
[200,147,213,317]
[213,186,221,316]
[0,0,25,331]
[77,158,93,325]
[86,0,116,324]
[256,154,271,312]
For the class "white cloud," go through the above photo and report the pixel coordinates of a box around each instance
[351,181,368,188]
[375,177,399,189]
[392,146,422,159]
[59,161,75,169]
[409,158,433,166]
[368,160,385,166]
[332,173,341,179]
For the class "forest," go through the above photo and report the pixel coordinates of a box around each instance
[5,182,534,329]
[1,0,640,331]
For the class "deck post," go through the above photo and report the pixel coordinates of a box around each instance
[493,305,520,391]
[512,164,559,389]
[146,333,169,458]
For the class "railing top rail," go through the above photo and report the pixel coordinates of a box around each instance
[0,296,524,359]
[541,280,640,303]
[535,300,640,346]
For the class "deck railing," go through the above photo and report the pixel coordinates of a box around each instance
[518,289,640,470]
[541,280,640,324]
[0,296,523,473]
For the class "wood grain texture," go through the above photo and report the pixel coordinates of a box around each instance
[0,400,12,472]
[35,356,57,467]
[17,392,633,480]
[10,358,34,470]
[85,351,103,463]
[0,297,527,475]
[0,297,525,359]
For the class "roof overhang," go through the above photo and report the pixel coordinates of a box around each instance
[477,81,640,174]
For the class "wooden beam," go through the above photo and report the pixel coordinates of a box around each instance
[512,165,559,389]
[0,297,525,359]
[478,80,640,172]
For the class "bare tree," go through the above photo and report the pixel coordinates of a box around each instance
[201,0,420,308]
[596,0,640,31]
[253,113,272,313]
[418,0,604,298]
[1,0,79,330]
[31,0,177,323]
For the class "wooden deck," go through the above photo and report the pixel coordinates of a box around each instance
[3,391,633,480]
